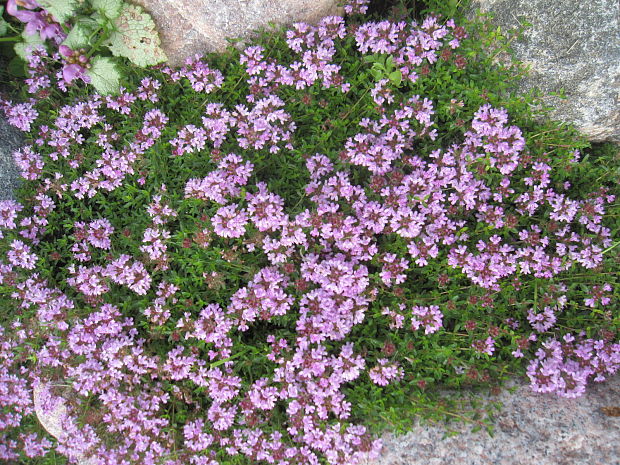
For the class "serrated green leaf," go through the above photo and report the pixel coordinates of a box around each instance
[91,11,107,26]
[38,0,79,23]
[86,56,121,95]
[14,30,45,60]
[91,0,122,20]
[62,22,96,49]
[105,4,167,67]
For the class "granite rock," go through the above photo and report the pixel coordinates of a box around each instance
[469,0,620,142]
[131,0,343,66]
[0,114,23,200]
[364,374,620,465]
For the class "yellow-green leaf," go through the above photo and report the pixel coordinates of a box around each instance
[91,0,122,20]
[86,56,121,95]
[62,21,96,49]
[38,0,79,23]
[105,4,167,67]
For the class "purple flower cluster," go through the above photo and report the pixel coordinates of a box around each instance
[185,153,254,203]
[584,284,613,308]
[162,54,225,93]
[411,305,443,334]
[344,0,370,15]
[72,218,114,261]
[354,16,465,83]
[140,189,177,270]
[0,99,39,132]
[0,323,49,460]
[472,337,496,356]
[3,1,105,90]
[369,359,404,386]
[70,108,168,198]
[527,333,620,398]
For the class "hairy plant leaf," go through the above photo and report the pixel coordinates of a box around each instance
[38,0,79,23]
[14,30,45,60]
[62,21,96,49]
[105,4,167,67]
[86,56,121,95]
[91,0,122,20]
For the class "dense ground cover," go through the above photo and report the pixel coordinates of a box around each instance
[0,0,618,463]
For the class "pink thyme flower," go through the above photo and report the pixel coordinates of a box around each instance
[104,254,152,295]
[1,100,39,132]
[86,218,114,250]
[344,0,370,15]
[369,359,403,386]
[584,284,613,308]
[411,305,443,334]
[7,239,37,269]
[472,337,496,356]
[212,204,248,239]
[0,200,23,230]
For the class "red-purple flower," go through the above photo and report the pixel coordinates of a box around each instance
[59,45,89,83]
[7,0,65,44]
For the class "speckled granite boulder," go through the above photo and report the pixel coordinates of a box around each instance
[469,0,620,142]
[0,114,23,200]
[131,0,343,66]
[366,374,620,465]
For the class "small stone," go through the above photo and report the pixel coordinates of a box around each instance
[33,382,97,465]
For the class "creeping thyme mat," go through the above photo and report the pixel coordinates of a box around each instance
[0,0,619,463]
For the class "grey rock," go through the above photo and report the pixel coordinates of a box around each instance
[469,0,620,142]
[132,0,343,66]
[0,114,23,200]
[365,374,620,465]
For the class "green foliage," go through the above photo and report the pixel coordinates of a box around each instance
[363,54,403,85]
[61,19,98,49]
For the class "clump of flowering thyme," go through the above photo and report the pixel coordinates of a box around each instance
[0,1,618,464]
